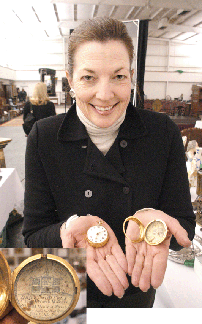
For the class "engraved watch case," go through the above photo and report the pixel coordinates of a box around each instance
[0,252,80,323]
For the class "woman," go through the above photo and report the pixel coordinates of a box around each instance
[23,82,56,135]
[23,17,195,308]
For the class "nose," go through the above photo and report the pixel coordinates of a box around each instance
[95,79,115,101]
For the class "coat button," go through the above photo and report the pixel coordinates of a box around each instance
[123,187,130,194]
[85,190,92,198]
[120,140,127,148]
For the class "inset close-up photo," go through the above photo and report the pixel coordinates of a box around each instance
[0,248,86,324]
[1,0,202,317]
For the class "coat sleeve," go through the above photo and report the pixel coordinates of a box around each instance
[22,122,63,247]
[159,116,196,251]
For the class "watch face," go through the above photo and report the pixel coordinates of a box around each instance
[87,225,109,247]
[144,219,167,245]
[12,254,80,323]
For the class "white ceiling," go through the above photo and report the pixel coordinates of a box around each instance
[1,0,202,44]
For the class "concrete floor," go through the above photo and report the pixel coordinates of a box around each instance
[0,105,68,247]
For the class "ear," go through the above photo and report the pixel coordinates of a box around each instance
[65,71,73,88]
[130,69,135,85]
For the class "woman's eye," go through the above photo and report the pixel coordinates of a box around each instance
[115,75,126,80]
[82,75,94,81]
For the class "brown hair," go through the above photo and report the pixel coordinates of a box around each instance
[68,17,134,77]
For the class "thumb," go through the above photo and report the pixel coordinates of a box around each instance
[61,232,75,248]
[167,218,191,247]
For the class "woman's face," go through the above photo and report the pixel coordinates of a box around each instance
[66,40,133,128]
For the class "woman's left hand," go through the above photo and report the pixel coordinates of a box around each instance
[125,209,191,292]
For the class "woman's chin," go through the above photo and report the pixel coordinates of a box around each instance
[88,104,120,127]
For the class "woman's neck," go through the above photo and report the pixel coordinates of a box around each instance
[76,105,126,155]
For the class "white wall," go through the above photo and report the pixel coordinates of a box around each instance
[0,37,67,100]
[1,36,202,102]
[15,80,63,98]
[0,66,16,81]
[144,39,202,101]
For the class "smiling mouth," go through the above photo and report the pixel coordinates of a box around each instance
[90,103,118,111]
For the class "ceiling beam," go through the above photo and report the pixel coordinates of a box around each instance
[74,4,77,21]
[51,0,202,11]
[58,20,85,29]
[109,6,118,17]
[149,8,164,20]
[58,18,202,34]
[124,6,136,20]
[92,4,99,17]
[149,21,202,34]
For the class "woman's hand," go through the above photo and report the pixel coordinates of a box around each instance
[0,303,28,324]
[60,215,129,298]
[125,209,191,292]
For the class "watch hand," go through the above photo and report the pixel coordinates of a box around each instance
[149,237,155,242]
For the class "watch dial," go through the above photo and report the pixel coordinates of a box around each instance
[13,257,77,321]
[145,220,167,245]
[87,225,108,244]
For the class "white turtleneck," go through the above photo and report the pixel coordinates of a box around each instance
[76,106,126,155]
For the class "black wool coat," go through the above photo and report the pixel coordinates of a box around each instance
[23,102,195,302]
[23,101,56,122]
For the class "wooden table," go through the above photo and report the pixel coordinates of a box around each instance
[170,116,199,130]
[0,137,12,168]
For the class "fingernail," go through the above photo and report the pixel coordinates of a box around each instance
[118,294,124,299]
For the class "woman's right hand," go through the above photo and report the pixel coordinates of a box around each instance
[60,215,129,298]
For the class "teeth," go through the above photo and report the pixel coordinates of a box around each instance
[94,105,113,111]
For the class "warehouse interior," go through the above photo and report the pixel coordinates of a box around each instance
[0,0,202,321]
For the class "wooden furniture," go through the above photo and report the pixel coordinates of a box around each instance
[9,110,18,118]
[180,127,202,152]
[191,85,202,116]
[0,138,12,168]
[0,107,3,119]
[144,99,190,116]
[152,99,162,112]
[170,116,198,131]
[0,98,6,119]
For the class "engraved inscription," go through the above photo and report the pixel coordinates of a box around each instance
[13,258,76,321]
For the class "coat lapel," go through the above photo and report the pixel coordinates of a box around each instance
[57,103,148,185]
[84,138,128,185]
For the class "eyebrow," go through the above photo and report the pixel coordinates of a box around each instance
[82,67,127,74]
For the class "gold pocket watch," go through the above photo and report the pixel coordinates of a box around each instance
[123,217,168,246]
[0,252,80,323]
[87,221,109,248]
